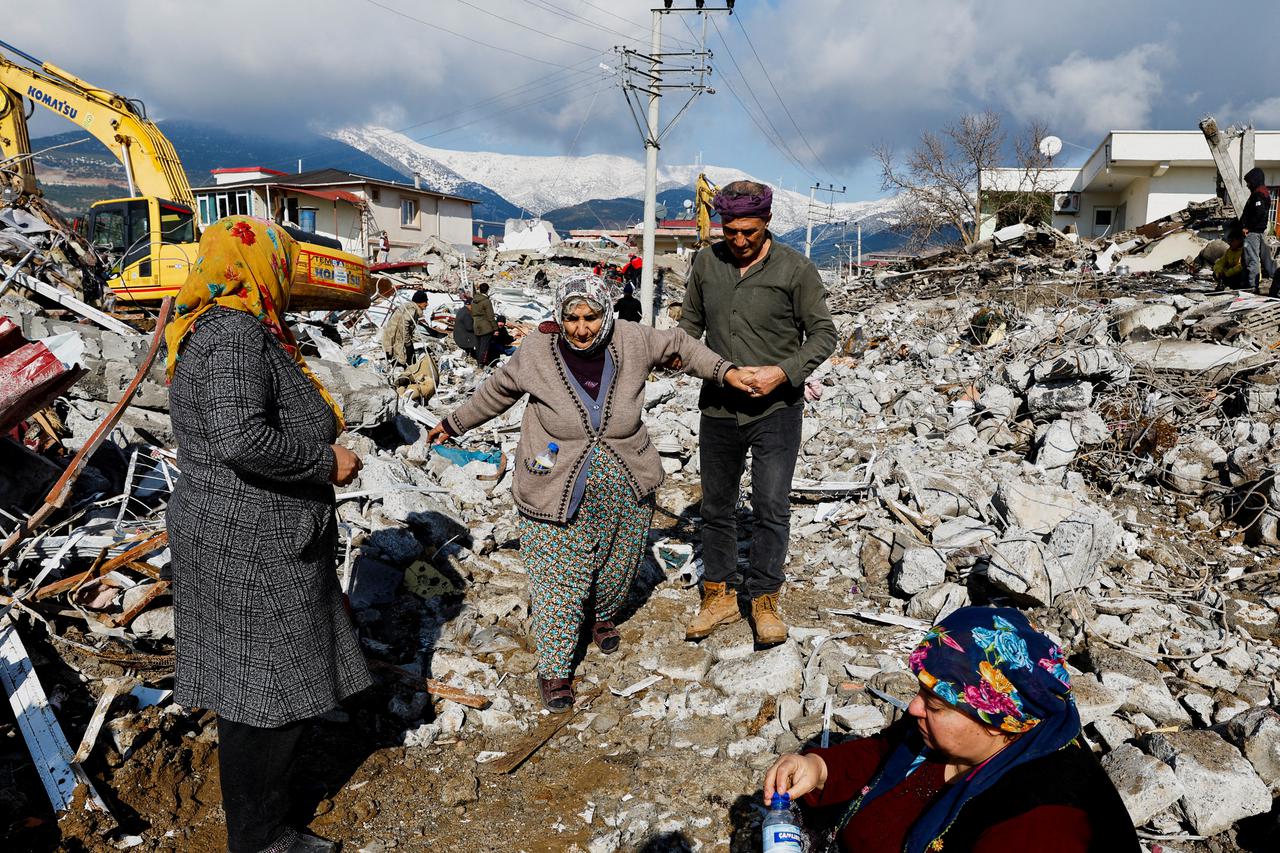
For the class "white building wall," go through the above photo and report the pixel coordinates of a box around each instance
[364,190,472,254]
[1143,167,1219,221]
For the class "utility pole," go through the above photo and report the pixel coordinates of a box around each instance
[617,2,729,324]
[856,219,862,277]
[803,183,845,259]
[638,10,662,322]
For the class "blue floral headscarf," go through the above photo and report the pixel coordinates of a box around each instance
[853,607,1081,853]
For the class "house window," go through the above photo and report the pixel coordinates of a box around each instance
[401,197,419,228]
[298,208,318,233]
[1092,207,1115,238]
[199,190,252,226]
[370,186,380,203]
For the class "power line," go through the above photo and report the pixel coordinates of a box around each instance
[361,0,595,70]
[450,0,601,51]
[685,15,813,179]
[241,53,609,177]
[705,15,815,179]
[519,0,652,45]
[733,14,834,177]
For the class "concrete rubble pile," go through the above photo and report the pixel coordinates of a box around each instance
[3,226,1280,850]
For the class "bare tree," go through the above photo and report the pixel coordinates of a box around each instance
[876,111,1004,246]
[877,114,1068,249]
[984,118,1056,230]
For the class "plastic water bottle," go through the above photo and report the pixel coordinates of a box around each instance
[762,792,803,853]
[531,442,559,472]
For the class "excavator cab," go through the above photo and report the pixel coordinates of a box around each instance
[85,196,198,302]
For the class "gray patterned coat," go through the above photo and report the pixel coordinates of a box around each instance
[167,307,371,727]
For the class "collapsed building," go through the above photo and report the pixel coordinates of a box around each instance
[0,193,1279,852]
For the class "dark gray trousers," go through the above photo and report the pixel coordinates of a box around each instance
[697,404,803,597]
[1244,232,1276,290]
[218,716,305,853]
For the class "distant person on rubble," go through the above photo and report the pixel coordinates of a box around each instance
[763,607,1139,852]
[165,217,369,853]
[452,293,477,359]
[677,179,837,647]
[425,272,756,713]
[378,230,391,263]
[1214,225,1247,289]
[381,290,429,369]
[624,253,643,287]
[1241,168,1276,291]
[471,282,498,366]
[614,283,643,323]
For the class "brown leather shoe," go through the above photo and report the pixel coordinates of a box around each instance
[685,580,742,641]
[750,592,788,646]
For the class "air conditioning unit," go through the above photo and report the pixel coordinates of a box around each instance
[1054,192,1081,215]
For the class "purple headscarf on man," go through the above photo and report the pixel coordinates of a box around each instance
[712,184,773,220]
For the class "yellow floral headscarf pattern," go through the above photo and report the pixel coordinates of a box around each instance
[164,216,345,432]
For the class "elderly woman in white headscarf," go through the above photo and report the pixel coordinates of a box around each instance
[428,273,754,712]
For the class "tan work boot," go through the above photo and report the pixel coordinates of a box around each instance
[685,581,741,640]
[750,593,788,645]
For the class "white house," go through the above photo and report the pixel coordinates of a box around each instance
[983,130,1280,239]
[193,167,476,258]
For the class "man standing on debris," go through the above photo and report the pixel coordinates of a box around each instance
[378,229,391,263]
[614,283,643,323]
[678,180,837,646]
[471,282,498,366]
[165,217,369,853]
[381,289,429,369]
[425,273,756,713]
[453,292,477,359]
[1241,168,1276,291]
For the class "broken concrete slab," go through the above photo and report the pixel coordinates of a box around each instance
[891,547,947,597]
[1088,646,1191,727]
[709,640,803,696]
[1101,743,1184,828]
[992,478,1083,535]
[1220,706,1280,792]
[1122,339,1272,383]
[1026,379,1093,419]
[1145,729,1272,837]
[1116,304,1178,340]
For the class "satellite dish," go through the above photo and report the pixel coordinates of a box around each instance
[1038,136,1063,158]
[683,199,694,210]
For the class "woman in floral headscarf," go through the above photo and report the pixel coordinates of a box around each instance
[763,607,1138,853]
[427,272,755,712]
[166,217,369,853]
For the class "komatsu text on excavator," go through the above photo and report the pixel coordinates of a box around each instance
[0,39,370,309]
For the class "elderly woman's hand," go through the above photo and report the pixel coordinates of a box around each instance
[329,445,363,486]
[763,752,828,804]
[725,367,757,393]
[426,424,452,445]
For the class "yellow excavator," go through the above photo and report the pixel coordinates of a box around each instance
[0,39,370,309]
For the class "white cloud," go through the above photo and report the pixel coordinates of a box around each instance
[1009,45,1166,136]
[4,0,1277,193]
[1242,96,1280,126]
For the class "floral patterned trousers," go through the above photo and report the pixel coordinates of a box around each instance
[519,451,654,679]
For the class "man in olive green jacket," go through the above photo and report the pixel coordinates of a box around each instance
[678,179,837,645]
[471,282,498,365]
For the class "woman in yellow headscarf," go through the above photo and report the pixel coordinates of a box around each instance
[165,217,368,853]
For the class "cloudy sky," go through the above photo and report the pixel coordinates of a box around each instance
[8,0,1280,200]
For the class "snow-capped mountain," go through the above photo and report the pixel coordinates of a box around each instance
[333,126,898,235]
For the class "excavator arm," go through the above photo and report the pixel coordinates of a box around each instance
[695,173,718,247]
[0,39,193,207]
